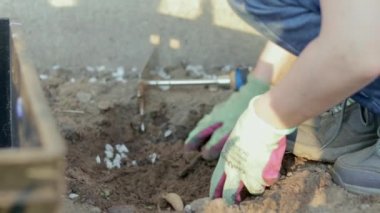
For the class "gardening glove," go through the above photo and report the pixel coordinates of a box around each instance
[209,96,295,205]
[185,76,269,160]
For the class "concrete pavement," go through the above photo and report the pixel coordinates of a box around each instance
[1,0,266,72]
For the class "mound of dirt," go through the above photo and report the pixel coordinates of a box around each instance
[41,66,380,212]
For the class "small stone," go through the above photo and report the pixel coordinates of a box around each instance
[131,66,138,72]
[70,78,76,83]
[76,92,92,103]
[108,205,136,213]
[113,154,122,169]
[86,66,95,72]
[156,67,171,79]
[96,155,101,164]
[90,207,102,213]
[221,64,233,73]
[184,204,193,213]
[68,193,79,200]
[113,67,126,83]
[89,77,97,83]
[131,160,138,166]
[61,124,80,143]
[97,65,106,72]
[98,101,112,111]
[39,74,48,80]
[104,150,114,159]
[105,144,114,152]
[104,158,114,169]
[189,197,211,212]
[103,189,112,197]
[116,78,127,83]
[120,153,127,159]
[113,66,125,77]
[164,129,172,138]
[148,153,158,164]
[159,85,170,91]
[52,65,61,70]
[186,65,205,77]
[286,172,293,177]
[116,144,129,154]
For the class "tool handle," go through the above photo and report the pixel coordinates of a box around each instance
[230,67,249,91]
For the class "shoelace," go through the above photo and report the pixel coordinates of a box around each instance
[320,99,371,150]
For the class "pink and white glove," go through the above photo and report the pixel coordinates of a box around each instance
[209,96,295,205]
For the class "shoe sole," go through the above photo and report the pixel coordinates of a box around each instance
[286,139,376,163]
[331,168,380,195]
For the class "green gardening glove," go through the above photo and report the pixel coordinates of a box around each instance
[185,75,270,160]
[210,96,295,204]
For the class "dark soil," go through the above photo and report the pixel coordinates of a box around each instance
[41,66,380,212]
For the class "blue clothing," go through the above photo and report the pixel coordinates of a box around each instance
[229,0,380,113]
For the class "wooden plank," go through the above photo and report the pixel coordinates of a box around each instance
[0,20,66,213]
[0,187,58,212]
[11,26,66,154]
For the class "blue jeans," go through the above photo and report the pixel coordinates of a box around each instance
[229,0,380,114]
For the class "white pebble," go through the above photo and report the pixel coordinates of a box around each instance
[105,144,114,152]
[120,153,127,159]
[115,144,129,154]
[131,160,138,166]
[164,129,172,138]
[70,78,76,83]
[52,64,61,70]
[112,67,125,78]
[131,66,138,72]
[68,193,79,199]
[89,77,97,83]
[104,150,114,159]
[104,158,114,169]
[115,77,127,83]
[156,67,171,79]
[159,85,171,91]
[113,67,127,83]
[96,155,101,164]
[184,204,193,213]
[112,154,122,169]
[97,65,106,72]
[186,64,205,77]
[86,66,95,72]
[148,153,158,164]
[221,64,233,73]
[39,74,48,80]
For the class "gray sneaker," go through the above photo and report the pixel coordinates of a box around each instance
[332,138,380,194]
[286,99,379,163]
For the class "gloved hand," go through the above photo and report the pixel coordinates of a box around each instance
[185,76,269,160]
[209,97,295,205]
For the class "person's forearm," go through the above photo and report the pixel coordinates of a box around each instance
[254,0,380,130]
[256,37,379,129]
[252,42,297,85]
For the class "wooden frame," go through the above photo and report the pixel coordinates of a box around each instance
[0,19,66,213]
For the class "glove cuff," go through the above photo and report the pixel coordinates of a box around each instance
[249,96,296,136]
